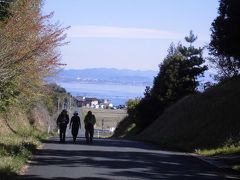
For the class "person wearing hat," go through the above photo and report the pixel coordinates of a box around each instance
[69,111,81,143]
[84,111,96,144]
[57,109,69,143]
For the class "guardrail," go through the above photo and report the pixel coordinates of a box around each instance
[94,129,113,138]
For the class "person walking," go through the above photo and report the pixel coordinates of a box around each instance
[84,111,96,144]
[57,109,69,143]
[69,111,81,143]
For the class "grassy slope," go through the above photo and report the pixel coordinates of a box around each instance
[0,105,51,178]
[137,77,240,151]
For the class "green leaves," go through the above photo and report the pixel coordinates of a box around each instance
[0,80,20,112]
[0,0,67,112]
[135,31,207,129]
[184,30,198,45]
[210,0,240,59]
[0,0,12,21]
[209,0,240,80]
[152,34,207,102]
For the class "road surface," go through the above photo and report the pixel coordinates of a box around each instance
[17,135,239,180]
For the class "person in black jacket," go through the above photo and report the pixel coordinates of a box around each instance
[57,109,69,143]
[69,111,81,143]
[84,111,96,144]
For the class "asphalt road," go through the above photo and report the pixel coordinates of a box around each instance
[17,133,240,180]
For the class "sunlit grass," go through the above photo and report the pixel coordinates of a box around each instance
[0,128,48,175]
[233,165,240,172]
[195,145,240,172]
[195,145,240,156]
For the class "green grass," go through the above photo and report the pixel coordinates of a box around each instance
[195,145,240,156]
[233,165,240,171]
[136,76,240,151]
[0,128,48,176]
[120,77,240,173]
[195,145,240,172]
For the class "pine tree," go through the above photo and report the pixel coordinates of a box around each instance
[209,0,240,63]
[135,31,207,129]
[209,0,240,79]
[151,31,207,103]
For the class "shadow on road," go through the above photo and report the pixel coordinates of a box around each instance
[41,137,168,150]
[17,138,239,180]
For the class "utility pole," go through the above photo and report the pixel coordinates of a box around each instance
[69,96,72,111]
[102,118,104,131]
[57,97,60,114]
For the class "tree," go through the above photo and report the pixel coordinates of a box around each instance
[209,0,240,78]
[0,0,12,21]
[0,0,68,111]
[126,98,140,115]
[151,31,207,103]
[208,55,239,80]
[135,31,207,129]
[135,95,165,128]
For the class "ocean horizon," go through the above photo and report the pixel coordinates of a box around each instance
[58,82,147,105]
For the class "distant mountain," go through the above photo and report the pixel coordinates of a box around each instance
[51,68,158,86]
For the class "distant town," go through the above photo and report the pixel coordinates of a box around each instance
[74,96,127,109]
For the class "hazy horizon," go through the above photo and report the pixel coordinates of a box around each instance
[62,67,158,72]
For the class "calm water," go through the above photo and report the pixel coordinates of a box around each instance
[59,82,146,105]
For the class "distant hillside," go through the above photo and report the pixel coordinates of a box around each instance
[51,68,157,86]
[137,77,240,151]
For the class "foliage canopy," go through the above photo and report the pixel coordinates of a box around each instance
[0,0,68,111]
[209,0,240,79]
[135,31,207,129]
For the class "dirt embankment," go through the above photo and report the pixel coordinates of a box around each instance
[137,77,240,151]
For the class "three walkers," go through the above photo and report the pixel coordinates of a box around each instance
[57,109,96,144]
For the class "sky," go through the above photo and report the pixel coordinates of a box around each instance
[43,0,219,71]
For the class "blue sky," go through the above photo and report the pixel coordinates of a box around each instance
[43,0,219,71]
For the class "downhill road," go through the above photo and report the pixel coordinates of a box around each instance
[17,135,239,180]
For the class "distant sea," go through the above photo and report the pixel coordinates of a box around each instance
[58,82,147,106]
